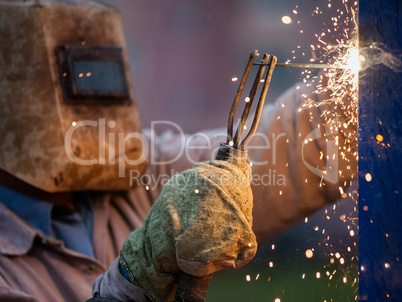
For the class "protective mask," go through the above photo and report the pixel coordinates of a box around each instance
[0,0,147,192]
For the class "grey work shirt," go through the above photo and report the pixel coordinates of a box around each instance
[0,185,95,258]
[0,189,153,302]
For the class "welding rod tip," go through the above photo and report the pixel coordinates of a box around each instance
[254,62,344,69]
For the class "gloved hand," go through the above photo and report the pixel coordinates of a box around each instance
[120,51,276,302]
[119,144,257,302]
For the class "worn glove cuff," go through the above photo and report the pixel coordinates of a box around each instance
[174,272,212,302]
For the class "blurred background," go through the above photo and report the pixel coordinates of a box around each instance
[100,0,358,300]
[100,0,339,133]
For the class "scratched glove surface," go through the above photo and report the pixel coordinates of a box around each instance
[120,159,257,301]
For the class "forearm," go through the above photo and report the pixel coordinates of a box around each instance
[143,82,357,245]
[249,83,357,243]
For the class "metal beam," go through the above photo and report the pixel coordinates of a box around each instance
[358,0,402,300]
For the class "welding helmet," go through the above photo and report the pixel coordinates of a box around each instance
[0,0,147,192]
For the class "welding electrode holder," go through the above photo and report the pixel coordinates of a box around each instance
[174,51,277,302]
[219,50,277,161]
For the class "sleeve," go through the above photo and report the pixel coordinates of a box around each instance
[91,258,148,302]
[143,82,357,245]
[86,298,124,302]
[0,282,40,302]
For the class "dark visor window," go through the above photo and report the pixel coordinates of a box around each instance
[73,60,126,93]
[56,45,131,105]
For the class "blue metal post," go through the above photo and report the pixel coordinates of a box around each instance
[358,0,402,300]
